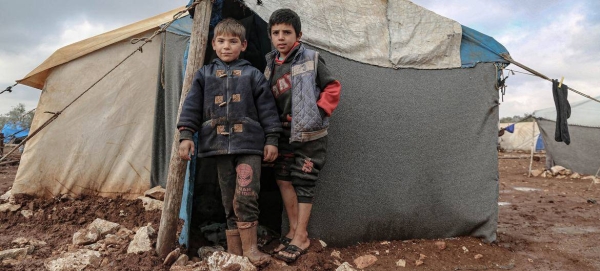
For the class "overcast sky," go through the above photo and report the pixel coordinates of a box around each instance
[1,0,599,118]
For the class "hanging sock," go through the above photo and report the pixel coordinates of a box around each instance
[552,79,571,145]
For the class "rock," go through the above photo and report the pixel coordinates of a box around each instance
[550,166,566,175]
[21,210,33,219]
[173,254,189,266]
[88,218,120,235]
[137,196,164,211]
[331,250,342,259]
[30,239,47,247]
[419,254,427,260]
[222,263,242,271]
[415,259,424,266]
[198,246,225,260]
[435,241,446,250]
[44,249,101,271]
[127,225,156,254]
[563,169,573,175]
[336,262,357,271]
[0,203,21,212]
[396,259,406,267]
[462,246,469,253]
[570,173,581,179]
[353,255,377,269]
[319,240,327,248]
[207,251,256,271]
[474,254,483,259]
[0,247,29,260]
[530,169,542,177]
[73,227,101,246]
[12,237,29,246]
[164,248,181,266]
[144,186,166,201]
[540,171,548,178]
[380,241,390,245]
[0,189,13,202]
[556,175,567,179]
[116,227,135,239]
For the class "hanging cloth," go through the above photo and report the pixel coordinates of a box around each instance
[552,79,571,145]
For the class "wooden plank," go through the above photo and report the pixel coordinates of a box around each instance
[156,0,212,258]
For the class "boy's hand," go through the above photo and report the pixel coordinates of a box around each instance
[263,145,278,162]
[179,140,195,161]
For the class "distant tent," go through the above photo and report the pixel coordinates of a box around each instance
[1,123,29,143]
[14,0,510,246]
[498,122,544,152]
[533,96,600,175]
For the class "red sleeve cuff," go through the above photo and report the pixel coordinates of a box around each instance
[317,80,341,116]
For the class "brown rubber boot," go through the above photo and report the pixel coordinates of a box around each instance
[237,221,271,267]
[226,229,243,256]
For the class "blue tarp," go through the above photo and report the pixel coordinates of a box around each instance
[2,123,29,143]
[460,25,509,68]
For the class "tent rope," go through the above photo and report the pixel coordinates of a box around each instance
[500,54,600,104]
[0,1,203,164]
[1,83,17,95]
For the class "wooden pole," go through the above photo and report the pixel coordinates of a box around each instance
[156,0,212,258]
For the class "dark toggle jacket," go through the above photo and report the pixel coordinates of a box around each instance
[178,58,282,158]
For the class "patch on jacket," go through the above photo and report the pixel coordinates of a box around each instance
[216,70,227,78]
[233,124,243,133]
[291,61,315,76]
[232,94,241,102]
[215,95,224,104]
[233,70,242,77]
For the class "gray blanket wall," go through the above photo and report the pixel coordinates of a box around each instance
[153,40,500,245]
[537,119,600,175]
[310,52,499,245]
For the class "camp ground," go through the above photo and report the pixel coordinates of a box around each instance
[1,1,600,270]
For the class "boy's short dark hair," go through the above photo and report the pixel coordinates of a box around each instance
[214,18,246,42]
[268,9,301,37]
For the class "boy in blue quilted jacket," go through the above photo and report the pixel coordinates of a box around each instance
[265,9,342,263]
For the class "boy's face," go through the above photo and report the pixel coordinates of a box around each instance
[270,23,302,58]
[212,34,247,63]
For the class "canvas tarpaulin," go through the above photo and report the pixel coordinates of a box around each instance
[12,31,162,199]
[242,0,463,69]
[534,96,600,175]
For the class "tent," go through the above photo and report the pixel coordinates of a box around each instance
[533,96,600,175]
[13,0,509,246]
[498,122,544,152]
[1,123,29,144]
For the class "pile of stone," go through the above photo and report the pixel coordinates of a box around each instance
[530,165,589,180]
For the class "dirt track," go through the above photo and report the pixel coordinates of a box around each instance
[1,153,599,270]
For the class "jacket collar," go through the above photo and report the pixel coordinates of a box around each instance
[211,58,251,68]
[267,42,306,63]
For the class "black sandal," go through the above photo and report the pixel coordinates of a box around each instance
[274,244,308,263]
[272,236,292,253]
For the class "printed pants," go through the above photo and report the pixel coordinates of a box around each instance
[216,154,262,229]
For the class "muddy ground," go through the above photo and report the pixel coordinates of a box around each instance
[1,152,599,271]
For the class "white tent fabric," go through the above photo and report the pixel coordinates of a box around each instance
[533,96,600,128]
[13,32,161,199]
[243,0,462,69]
[498,122,540,152]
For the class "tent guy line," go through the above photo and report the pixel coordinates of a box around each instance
[0,4,197,164]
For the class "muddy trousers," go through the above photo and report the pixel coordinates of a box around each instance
[216,154,262,229]
[274,136,328,203]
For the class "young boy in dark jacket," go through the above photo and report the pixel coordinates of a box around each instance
[177,18,281,267]
[265,9,342,263]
